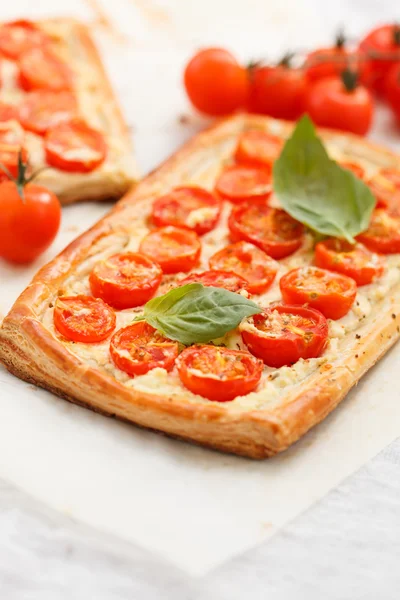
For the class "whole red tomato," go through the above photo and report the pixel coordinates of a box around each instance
[384,62,400,124]
[305,71,374,135]
[0,180,61,264]
[184,48,248,116]
[248,62,307,120]
[359,24,400,93]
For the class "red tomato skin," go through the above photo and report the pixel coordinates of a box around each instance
[305,47,350,82]
[184,48,249,116]
[110,322,179,377]
[215,165,272,204]
[151,187,221,235]
[0,102,18,122]
[53,296,116,343]
[19,91,78,136]
[359,25,400,93]
[176,346,263,402]
[356,210,400,254]
[89,253,162,309]
[315,239,384,286]
[0,181,61,264]
[340,161,365,180]
[44,119,107,173]
[305,76,374,135]
[241,304,328,368]
[139,226,201,274]
[279,267,357,320]
[248,65,307,120]
[18,47,73,92]
[0,20,49,60]
[209,241,278,295]
[384,63,400,124]
[228,202,304,259]
[234,130,283,171]
[178,270,249,294]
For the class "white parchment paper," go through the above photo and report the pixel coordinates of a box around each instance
[1,0,400,577]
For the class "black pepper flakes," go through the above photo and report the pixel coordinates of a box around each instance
[355,333,361,339]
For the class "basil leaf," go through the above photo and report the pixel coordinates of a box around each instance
[273,115,376,243]
[142,283,261,345]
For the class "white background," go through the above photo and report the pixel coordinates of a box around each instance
[1,0,400,598]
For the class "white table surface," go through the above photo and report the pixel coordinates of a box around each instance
[1,0,400,598]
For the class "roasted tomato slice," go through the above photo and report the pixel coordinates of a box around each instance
[280,266,357,320]
[89,252,162,309]
[151,186,221,235]
[19,47,73,92]
[0,121,27,181]
[356,209,400,254]
[19,91,77,135]
[178,269,249,293]
[0,20,50,60]
[110,321,178,377]
[215,165,272,203]
[234,130,283,171]
[228,202,304,259]
[0,103,18,122]
[139,226,201,274]
[54,295,116,343]
[315,238,384,286]
[176,345,263,402]
[44,119,107,173]
[339,161,365,179]
[240,304,328,368]
[209,240,278,295]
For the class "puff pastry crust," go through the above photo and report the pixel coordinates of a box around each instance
[0,18,137,203]
[1,114,400,459]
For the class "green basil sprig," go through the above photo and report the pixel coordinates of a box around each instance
[135,283,261,345]
[273,115,375,243]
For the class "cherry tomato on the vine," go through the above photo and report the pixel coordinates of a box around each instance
[184,48,249,116]
[0,180,61,264]
[359,24,400,93]
[305,71,373,135]
[384,62,400,125]
[248,62,307,121]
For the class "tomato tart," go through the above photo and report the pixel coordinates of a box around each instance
[1,114,400,459]
[0,18,136,203]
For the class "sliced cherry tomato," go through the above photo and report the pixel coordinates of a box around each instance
[0,103,18,122]
[215,165,271,204]
[0,180,61,264]
[340,161,365,179]
[0,20,49,60]
[384,63,400,124]
[228,202,304,259]
[209,240,278,295]
[280,266,357,320]
[19,47,73,92]
[176,345,263,402]
[151,186,221,235]
[139,226,201,274]
[54,295,116,343]
[178,270,249,294]
[315,238,384,286]
[240,304,328,368]
[306,73,373,135]
[89,253,162,309]
[359,24,400,93]
[19,91,77,135]
[248,64,307,120]
[110,321,178,377]
[0,121,27,182]
[184,48,249,116]
[234,130,283,171]
[44,119,107,173]
[356,209,400,254]
[369,168,400,212]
